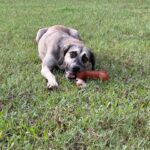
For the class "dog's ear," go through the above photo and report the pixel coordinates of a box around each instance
[83,47,95,70]
[58,43,72,67]
[62,44,72,56]
[36,28,48,43]
[89,51,95,70]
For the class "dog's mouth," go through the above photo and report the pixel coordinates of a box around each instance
[65,71,76,79]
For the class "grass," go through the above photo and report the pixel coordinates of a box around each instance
[0,0,150,149]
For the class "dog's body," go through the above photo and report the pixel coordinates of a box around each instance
[36,25,95,89]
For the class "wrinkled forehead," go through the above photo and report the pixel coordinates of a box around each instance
[68,45,82,53]
[69,45,91,57]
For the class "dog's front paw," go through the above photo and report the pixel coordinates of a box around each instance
[47,80,58,89]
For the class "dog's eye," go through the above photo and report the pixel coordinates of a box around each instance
[70,51,77,58]
[82,54,88,63]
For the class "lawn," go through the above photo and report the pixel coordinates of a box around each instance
[0,0,150,149]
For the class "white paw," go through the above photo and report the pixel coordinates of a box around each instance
[47,80,58,89]
[76,78,87,88]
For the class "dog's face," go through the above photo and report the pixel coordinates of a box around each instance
[63,45,95,79]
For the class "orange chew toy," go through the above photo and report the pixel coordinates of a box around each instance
[76,70,109,81]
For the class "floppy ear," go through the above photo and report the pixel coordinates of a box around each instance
[36,27,48,43]
[58,43,72,68]
[90,51,95,70]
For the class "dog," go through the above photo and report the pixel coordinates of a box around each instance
[36,25,95,89]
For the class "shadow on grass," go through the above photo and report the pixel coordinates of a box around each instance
[94,52,148,84]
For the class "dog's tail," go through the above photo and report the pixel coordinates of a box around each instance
[36,28,48,43]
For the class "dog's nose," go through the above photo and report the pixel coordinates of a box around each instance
[72,66,80,72]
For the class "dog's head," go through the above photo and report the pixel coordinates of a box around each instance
[59,44,95,79]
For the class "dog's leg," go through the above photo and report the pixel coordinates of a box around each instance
[41,66,58,89]
[41,56,58,89]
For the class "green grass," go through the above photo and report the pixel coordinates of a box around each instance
[0,0,150,149]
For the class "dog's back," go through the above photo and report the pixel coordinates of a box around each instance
[36,25,81,44]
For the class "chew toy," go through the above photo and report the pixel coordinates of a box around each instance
[76,70,109,87]
[76,71,109,81]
